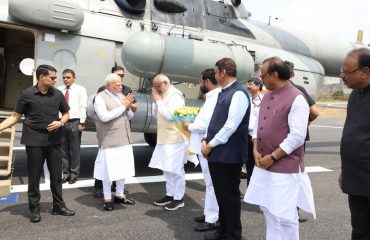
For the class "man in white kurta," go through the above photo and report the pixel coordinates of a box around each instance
[93,73,136,211]
[149,74,187,211]
[244,57,316,240]
[185,69,221,231]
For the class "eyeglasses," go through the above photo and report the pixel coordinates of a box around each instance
[118,74,125,78]
[260,73,267,80]
[340,68,361,77]
[154,81,164,89]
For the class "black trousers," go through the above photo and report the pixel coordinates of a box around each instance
[61,120,81,178]
[348,194,370,240]
[26,145,65,213]
[209,162,242,240]
[245,135,255,185]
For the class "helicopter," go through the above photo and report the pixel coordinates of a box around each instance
[0,0,363,147]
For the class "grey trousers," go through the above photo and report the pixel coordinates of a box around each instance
[61,119,81,178]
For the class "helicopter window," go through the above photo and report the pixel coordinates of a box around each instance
[151,0,204,29]
[114,0,146,14]
[205,0,255,39]
[154,0,187,13]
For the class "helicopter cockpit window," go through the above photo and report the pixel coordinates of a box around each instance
[205,0,255,39]
[114,0,146,14]
[19,58,34,76]
[151,0,204,29]
[154,0,187,14]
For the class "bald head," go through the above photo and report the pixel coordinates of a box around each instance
[153,74,171,94]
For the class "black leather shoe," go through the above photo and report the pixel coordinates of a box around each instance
[114,195,135,205]
[104,201,114,211]
[297,207,308,223]
[195,221,221,232]
[204,230,226,240]
[94,187,103,198]
[30,213,41,223]
[68,177,77,184]
[194,215,205,223]
[62,176,70,184]
[51,207,75,216]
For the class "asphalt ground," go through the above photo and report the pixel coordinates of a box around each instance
[0,108,351,240]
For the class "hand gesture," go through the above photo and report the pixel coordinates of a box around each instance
[338,172,343,190]
[121,93,134,109]
[201,140,212,159]
[253,150,262,167]
[78,124,85,132]
[257,154,274,169]
[152,87,162,102]
[47,121,63,132]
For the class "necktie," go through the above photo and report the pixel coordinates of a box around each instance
[65,86,70,103]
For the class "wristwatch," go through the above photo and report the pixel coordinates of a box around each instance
[270,152,278,162]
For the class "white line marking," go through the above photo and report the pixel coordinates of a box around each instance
[305,166,333,173]
[13,143,149,151]
[311,125,343,129]
[10,167,331,193]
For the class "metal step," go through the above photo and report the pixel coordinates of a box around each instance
[0,126,15,196]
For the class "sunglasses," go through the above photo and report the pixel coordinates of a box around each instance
[118,74,125,78]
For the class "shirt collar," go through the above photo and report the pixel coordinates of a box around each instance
[222,80,237,90]
[32,84,55,95]
[205,87,221,98]
[66,83,75,90]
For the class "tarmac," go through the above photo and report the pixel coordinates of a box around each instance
[0,105,351,240]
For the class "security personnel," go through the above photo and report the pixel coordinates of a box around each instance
[0,65,75,223]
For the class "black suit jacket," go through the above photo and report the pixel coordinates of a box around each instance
[341,85,370,196]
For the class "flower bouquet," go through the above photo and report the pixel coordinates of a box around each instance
[172,106,200,140]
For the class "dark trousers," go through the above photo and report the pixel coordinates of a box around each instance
[245,135,255,185]
[348,194,370,240]
[209,162,242,240]
[26,145,65,213]
[62,120,81,178]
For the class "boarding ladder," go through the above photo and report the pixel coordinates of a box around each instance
[0,121,15,197]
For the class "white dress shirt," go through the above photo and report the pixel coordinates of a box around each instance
[94,89,133,122]
[57,83,87,123]
[208,80,249,148]
[252,95,309,155]
[248,94,263,136]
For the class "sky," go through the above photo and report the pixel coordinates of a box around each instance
[243,0,370,45]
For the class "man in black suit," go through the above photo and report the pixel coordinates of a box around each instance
[339,48,370,240]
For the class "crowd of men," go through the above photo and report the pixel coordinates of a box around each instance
[0,48,370,240]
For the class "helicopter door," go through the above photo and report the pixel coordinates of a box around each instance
[0,47,4,107]
[0,25,35,112]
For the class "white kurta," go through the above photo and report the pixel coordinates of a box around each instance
[149,86,187,175]
[245,95,316,221]
[149,141,187,174]
[94,145,135,181]
[93,90,135,182]
[244,167,316,220]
